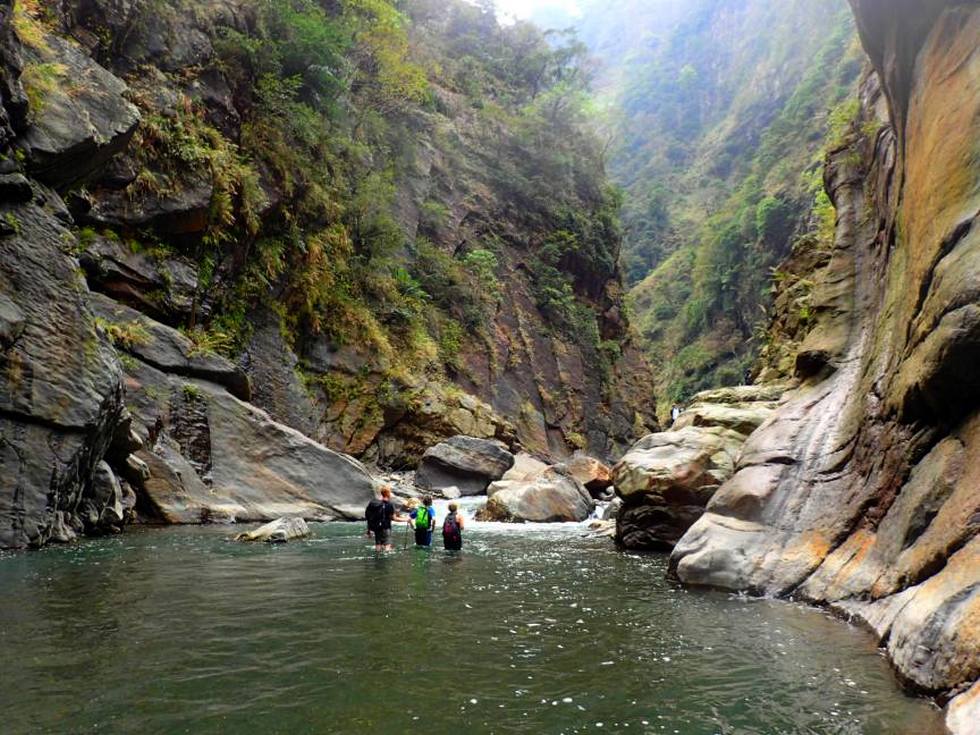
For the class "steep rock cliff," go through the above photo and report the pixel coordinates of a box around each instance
[0,0,654,547]
[669,1,979,721]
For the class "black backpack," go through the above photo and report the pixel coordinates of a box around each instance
[366,499,385,530]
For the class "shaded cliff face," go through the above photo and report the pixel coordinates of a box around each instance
[670,0,979,712]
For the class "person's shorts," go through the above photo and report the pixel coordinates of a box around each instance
[415,529,433,546]
[374,527,392,546]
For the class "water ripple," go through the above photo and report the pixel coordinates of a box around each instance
[0,523,944,735]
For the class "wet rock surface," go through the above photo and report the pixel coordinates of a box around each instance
[234,517,311,543]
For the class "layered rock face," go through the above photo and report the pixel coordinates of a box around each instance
[0,3,377,546]
[670,1,979,718]
[0,193,125,548]
[615,385,782,550]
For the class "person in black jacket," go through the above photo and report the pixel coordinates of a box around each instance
[365,487,408,551]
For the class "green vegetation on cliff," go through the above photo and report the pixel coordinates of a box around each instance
[18,0,653,460]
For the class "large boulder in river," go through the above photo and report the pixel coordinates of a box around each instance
[0,199,126,549]
[614,426,747,550]
[415,435,514,496]
[560,454,613,496]
[501,452,550,482]
[235,517,310,543]
[613,384,783,551]
[479,468,594,523]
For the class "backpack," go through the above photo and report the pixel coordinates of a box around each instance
[415,506,431,531]
[365,499,385,530]
[442,511,461,544]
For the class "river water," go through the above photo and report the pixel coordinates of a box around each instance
[0,507,944,735]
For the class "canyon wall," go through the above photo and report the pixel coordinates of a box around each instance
[670,0,979,723]
[0,0,654,548]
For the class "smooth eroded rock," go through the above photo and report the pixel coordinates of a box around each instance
[122,358,378,523]
[613,425,748,551]
[415,435,514,496]
[235,517,311,543]
[478,468,593,523]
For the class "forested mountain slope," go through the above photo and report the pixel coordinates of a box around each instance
[570,0,863,414]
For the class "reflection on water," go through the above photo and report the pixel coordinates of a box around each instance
[0,522,944,735]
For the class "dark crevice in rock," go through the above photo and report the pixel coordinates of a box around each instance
[904,214,977,349]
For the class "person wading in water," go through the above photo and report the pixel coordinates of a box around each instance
[410,496,436,547]
[442,502,464,551]
[365,487,408,552]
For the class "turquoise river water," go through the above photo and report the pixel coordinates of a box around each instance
[0,515,945,734]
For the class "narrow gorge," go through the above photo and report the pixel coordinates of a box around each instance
[0,0,977,733]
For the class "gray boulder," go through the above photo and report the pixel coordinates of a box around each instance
[560,454,613,496]
[614,426,749,550]
[479,468,593,523]
[613,386,782,551]
[416,435,514,496]
[120,354,377,524]
[21,33,140,188]
[235,517,311,543]
[501,452,550,482]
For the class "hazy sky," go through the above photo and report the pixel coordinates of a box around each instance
[493,0,582,22]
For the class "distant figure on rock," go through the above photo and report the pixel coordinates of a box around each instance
[411,496,436,547]
[365,487,408,552]
[442,502,464,551]
[671,405,682,423]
